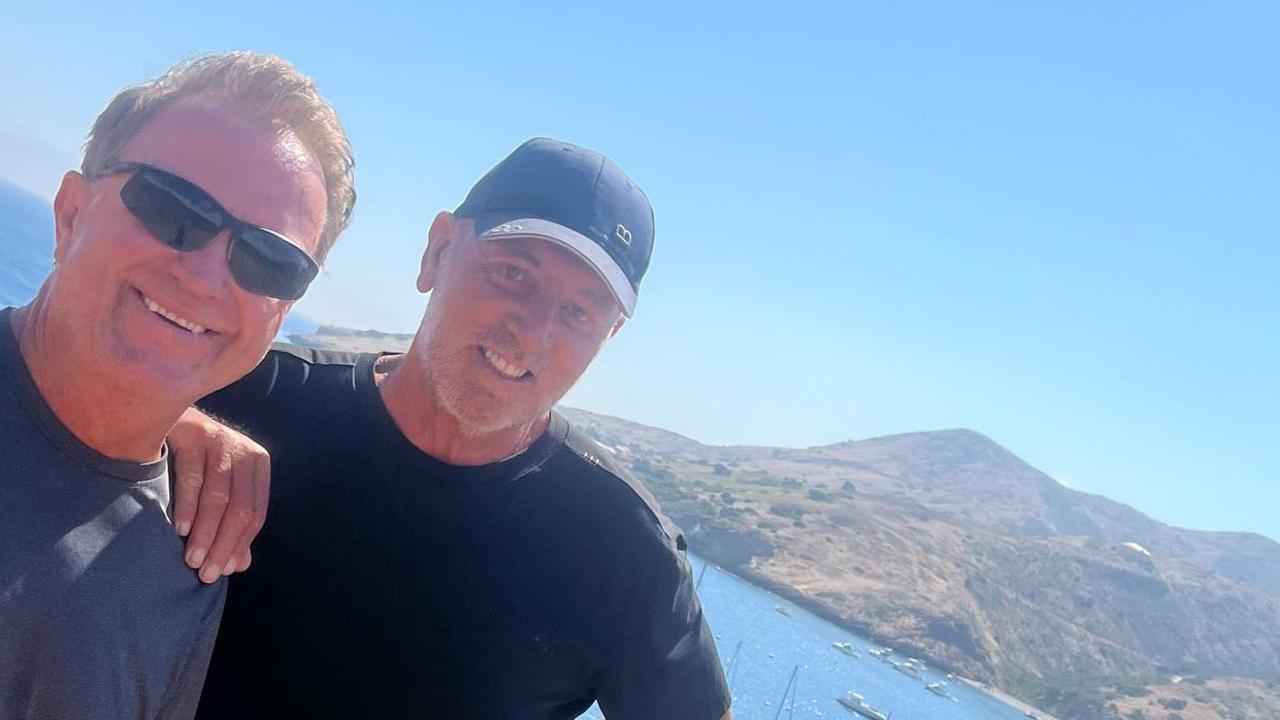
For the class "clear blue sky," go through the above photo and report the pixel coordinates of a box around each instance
[2,2,1276,541]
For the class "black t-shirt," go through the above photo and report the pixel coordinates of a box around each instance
[195,345,730,720]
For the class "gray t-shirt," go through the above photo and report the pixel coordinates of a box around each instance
[0,308,226,720]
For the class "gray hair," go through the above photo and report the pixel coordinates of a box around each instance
[82,51,355,262]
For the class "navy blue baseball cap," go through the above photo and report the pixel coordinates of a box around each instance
[455,137,654,317]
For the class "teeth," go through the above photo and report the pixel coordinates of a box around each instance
[142,295,206,335]
[483,348,528,379]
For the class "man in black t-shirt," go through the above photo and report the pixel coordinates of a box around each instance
[190,139,732,719]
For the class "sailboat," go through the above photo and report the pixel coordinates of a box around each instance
[772,665,799,720]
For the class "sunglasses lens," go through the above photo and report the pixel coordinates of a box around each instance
[119,171,221,251]
[228,228,319,300]
[116,164,316,300]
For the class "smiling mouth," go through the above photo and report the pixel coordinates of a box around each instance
[138,290,209,335]
[480,346,532,380]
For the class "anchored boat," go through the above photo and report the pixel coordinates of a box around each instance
[836,692,891,720]
[891,658,925,680]
[925,681,957,701]
[831,641,859,657]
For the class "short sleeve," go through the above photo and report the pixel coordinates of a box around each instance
[596,535,731,720]
[158,582,227,720]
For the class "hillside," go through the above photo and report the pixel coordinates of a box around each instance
[561,408,1280,720]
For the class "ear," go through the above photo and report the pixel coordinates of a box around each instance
[51,171,87,264]
[418,211,461,293]
[608,316,626,339]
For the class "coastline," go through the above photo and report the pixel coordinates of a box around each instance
[693,552,1062,720]
[951,676,1063,720]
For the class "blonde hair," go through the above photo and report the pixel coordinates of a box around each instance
[82,51,355,262]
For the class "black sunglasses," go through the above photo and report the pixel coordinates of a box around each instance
[99,161,319,300]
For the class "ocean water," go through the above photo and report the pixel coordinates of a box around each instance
[0,180,53,308]
[581,553,1036,720]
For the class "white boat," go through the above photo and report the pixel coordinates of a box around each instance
[867,646,893,659]
[836,692,891,720]
[891,659,924,680]
[831,641,859,657]
[774,605,791,617]
[925,681,956,701]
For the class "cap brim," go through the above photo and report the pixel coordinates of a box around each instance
[474,215,637,317]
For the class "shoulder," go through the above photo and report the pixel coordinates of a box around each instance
[209,344,369,402]
[265,342,365,367]
[199,344,376,435]
[258,343,366,384]
[554,415,688,554]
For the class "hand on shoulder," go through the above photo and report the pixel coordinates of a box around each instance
[168,407,270,584]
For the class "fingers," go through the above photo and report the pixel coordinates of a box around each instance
[236,453,270,568]
[203,451,269,582]
[169,408,271,584]
[186,448,233,578]
[171,432,208,538]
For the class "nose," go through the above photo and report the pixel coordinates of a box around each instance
[170,231,235,298]
[507,296,558,356]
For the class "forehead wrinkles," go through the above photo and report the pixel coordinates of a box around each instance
[122,97,327,248]
[124,97,320,196]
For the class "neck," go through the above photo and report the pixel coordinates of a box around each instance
[11,292,181,463]
[376,353,550,466]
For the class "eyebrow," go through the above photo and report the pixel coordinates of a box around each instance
[481,237,618,311]
[482,240,542,268]
[579,285,613,309]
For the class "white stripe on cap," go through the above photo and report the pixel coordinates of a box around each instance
[478,217,638,317]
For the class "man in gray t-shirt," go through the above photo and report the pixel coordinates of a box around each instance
[0,308,223,718]
[0,53,354,719]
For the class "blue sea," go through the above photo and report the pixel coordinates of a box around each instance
[0,180,53,308]
[581,553,1038,720]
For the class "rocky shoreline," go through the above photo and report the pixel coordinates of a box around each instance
[688,538,1063,720]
